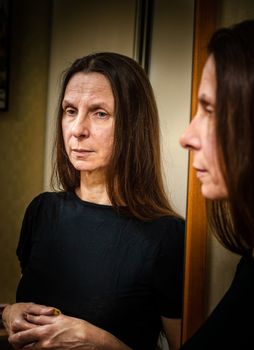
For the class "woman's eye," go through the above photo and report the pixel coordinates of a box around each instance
[205,107,214,115]
[65,108,76,116]
[96,111,107,118]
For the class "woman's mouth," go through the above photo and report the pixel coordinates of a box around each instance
[71,149,94,158]
[195,169,207,180]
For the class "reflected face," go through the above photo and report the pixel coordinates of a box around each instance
[179,55,228,200]
[62,72,115,175]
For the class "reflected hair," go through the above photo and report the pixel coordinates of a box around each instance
[51,52,177,220]
[207,20,254,254]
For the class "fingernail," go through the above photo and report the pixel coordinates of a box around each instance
[53,308,61,315]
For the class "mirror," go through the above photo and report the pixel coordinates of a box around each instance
[0,2,192,348]
[0,0,194,348]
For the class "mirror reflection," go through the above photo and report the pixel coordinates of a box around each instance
[4,51,185,349]
[0,1,193,349]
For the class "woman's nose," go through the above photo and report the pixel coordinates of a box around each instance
[72,114,90,139]
[179,118,200,150]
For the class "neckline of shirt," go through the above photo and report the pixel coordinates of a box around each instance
[68,190,114,209]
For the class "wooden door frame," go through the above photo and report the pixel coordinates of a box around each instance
[182,0,217,343]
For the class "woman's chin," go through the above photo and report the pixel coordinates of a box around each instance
[201,183,228,200]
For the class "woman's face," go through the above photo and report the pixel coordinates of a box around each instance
[180,55,228,200]
[62,72,115,175]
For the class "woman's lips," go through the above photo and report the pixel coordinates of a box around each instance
[195,168,207,179]
[71,149,94,158]
[72,148,93,153]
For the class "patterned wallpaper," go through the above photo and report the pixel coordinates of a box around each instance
[0,0,51,302]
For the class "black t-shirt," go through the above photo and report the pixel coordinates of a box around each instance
[181,253,254,349]
[16,191,185,350]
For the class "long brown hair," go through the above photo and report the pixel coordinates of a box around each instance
[207,20,254,254]
[51,52,177,220]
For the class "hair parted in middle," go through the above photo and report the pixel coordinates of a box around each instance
[51,52,177,221]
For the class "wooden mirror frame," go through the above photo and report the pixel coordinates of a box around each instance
[182,0,217,343]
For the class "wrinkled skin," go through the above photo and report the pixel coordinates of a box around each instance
[3,302,131,350]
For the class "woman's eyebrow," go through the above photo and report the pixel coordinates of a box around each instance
[88,102,111,110]
[62,99,75,108]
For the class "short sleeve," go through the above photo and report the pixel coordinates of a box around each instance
[16,194,43,272]
[153,218,185,319]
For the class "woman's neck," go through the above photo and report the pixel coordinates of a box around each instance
[76,170,111,205]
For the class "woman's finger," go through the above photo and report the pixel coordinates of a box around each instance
[25,304,59,316]
[9,329,38,349]
[24,314,59,325]
[20,341,37,349]
[11,318,38,333]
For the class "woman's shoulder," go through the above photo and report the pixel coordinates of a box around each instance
[134,215,185,256]
[156,215,185,253]
[143,215,185,240]
[156,215,185,232]
[24,191,69,214]
[29,191,68,204]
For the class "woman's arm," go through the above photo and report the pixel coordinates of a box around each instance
[161,316,182,350]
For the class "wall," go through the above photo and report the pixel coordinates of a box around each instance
[149,0,193,217]
[205,0,254,314]
[0,0,51,302]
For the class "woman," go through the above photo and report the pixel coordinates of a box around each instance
[180,19,254,348]
[2,52,184,350]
